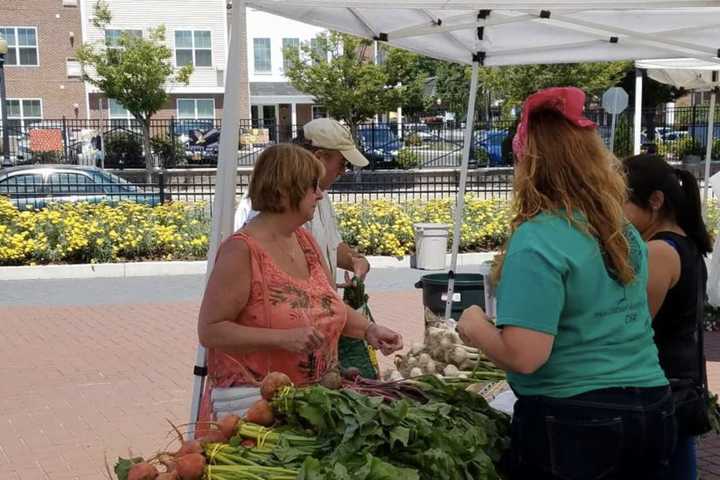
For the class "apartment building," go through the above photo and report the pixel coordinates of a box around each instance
[0,0,321,139]
[0,0,86,128]
[81,0,239,124]
[246,8,324,141]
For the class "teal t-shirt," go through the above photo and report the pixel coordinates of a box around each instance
[495,212,668,398]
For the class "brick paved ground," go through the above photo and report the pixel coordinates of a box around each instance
[0,289,718,479]
[0,291,424,480]
[698,330,720,480]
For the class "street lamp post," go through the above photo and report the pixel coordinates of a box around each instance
[0,36,10,167]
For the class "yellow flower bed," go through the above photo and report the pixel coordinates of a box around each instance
[337,197,720,257]
[0,197,209,266]
[3,195,715,266]
[336,196,512,256]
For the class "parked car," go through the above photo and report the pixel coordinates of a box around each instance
[0,165,166,210]
[356,125,403,169]
[172,119,217,139]
[471,130,510,167]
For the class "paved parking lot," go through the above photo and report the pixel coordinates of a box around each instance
[0,274,718,479]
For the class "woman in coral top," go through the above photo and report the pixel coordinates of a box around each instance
[196,144,403,427]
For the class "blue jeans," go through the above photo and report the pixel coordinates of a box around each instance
[669,435,697,480]
[505,386,677,480]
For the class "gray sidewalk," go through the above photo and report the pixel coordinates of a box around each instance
[0,265,473,306]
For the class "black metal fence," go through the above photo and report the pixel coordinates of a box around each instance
[0,167,515,212]
[1,106,719,171]
[4,159,720,214]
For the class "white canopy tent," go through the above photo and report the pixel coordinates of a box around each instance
[634,58,720,203]
[188,1,720,436]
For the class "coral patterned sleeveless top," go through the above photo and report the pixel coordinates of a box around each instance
[204,227,347,388]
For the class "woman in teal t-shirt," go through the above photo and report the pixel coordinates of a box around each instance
[458,87,675,480]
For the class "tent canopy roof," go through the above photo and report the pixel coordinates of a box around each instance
[635,58,720,90]
[247,0,720,66]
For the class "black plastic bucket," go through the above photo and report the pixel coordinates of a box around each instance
[414,273,485,320]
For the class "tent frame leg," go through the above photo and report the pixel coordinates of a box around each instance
[187,0,246,440]
[703,90,716,205]
[444,60,481,322]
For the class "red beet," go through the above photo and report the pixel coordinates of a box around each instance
[176,440,203,456]
[217,414,241,439]
[244,399,274,426]
[198,429,227,444]
[175,453,206,480]
[260,372,292,400]
[128,462,159,480]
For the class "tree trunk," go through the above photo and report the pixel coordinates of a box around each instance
[142,121,153,184]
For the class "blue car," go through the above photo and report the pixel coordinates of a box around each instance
[0,165,166,210]
[472,130,509,167]
[356,125,404,169]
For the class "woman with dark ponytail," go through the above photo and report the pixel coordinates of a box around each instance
[624,154,713,479]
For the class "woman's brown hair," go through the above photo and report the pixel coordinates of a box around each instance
[493,108,634,285]
[248,144,325,213]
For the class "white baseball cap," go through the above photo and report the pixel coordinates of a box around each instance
[303,118,369,168]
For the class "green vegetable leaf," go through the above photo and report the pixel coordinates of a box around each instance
[114,457,143,480]
[389,426,411,448]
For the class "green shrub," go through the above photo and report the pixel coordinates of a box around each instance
[404,132,423,147]
[397,148,421,169]
[613,116,633,159]
[151,135,187,168]
[104,132,144,168]
[473,148,490,166]
[657,136,703,161]
[711,138,720,159]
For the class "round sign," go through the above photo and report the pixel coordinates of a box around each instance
[602,87,629,115]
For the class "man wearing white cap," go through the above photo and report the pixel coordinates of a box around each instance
[235,117,371,285]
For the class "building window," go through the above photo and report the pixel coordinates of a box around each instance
[282,38,300,71]
[105,29,143,48]
[310,37,328,64]
[177,99,215,119]
[66,58,81,77]
[0,27,39,66]
[175,30,212,67]
[376,44,387,65]
[4,99,42,131]
[108,98,135,127]
[253,38,271,73]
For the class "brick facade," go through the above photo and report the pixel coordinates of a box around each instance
[88,93,226,120]
[1,0,87,119]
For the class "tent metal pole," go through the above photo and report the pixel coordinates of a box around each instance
[187,0,246,439]
[703,90,716,204]
[634,68,643,155]
[444,59,480,322]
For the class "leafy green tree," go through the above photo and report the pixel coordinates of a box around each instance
[285,33,418,128]
[381,46,435,117]
[435,61,632,119]
[77,1,193,178]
